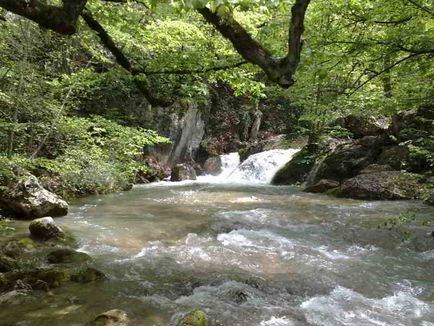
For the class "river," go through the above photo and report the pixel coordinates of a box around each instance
[3,150,434,325]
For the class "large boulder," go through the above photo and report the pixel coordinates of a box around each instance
[337,171,424,200]
[170,164,197,181]
[29,217,65,240]
[390,105,434,140]
[0,173,68,219]
[136,158,170,183]
[89,309,129,326]
[335,114,389,138]
[377,146,411,171]
[307,136,384,186]
[203,156,222,176]
[272,143,320,185]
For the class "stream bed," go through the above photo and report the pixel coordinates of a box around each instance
[2,151,434,325]
[3,182,434,325]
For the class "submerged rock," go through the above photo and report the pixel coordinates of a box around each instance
[179,309,208,326]
[171,164,197,181]
[0,268,69,291]
[29,217,65,240]
[0,172,68,219]
[47,248,91,264]
[203,156,222,176]
[71,267,105,283]
[90,309,129,326]
[0,290,35,305]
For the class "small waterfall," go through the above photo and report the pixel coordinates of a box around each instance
[219,152,241,178]
[199,149,299,184]
[228,149,300,183]
[198,152,240,183]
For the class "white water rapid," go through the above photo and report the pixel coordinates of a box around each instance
[198,148,299,184]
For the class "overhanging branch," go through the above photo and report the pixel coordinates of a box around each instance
[0,0,87,34]
[198,0,311,88]
[81,10,172,107]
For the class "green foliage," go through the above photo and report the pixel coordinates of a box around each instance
[0,0,433,198]
[0,115,169,198]
[378,210,419,241]
[324,126,353,139]
[380,211,418,230]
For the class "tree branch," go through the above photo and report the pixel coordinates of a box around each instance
[144,61,247,75]
[349,52,430,95]
[81,10,172,107]
[0,0,87,34]
[404,0,434,18]
[198,0,311,88]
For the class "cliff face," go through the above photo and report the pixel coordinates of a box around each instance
[78,82,294,168]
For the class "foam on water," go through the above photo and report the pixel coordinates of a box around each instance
[198,149,299,184]
[301,286,434,326]
[228,149,300,183]
[260,316,295,326]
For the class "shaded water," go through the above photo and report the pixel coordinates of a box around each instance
[2,152,434,325]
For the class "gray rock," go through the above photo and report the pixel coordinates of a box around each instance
[171,164,197,181]
[203,156,222,176]
[335,114,389,138]
[337,171,423,200]
[306,136,384,186]
[304,179,340,193]
[359,164,394,174]
[0,290,35,305]
[0,173,68,219]
[272,143,320,185]
[89,309,129,326]
[29,217,65,240]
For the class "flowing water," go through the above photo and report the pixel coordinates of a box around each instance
[3,150,434,326]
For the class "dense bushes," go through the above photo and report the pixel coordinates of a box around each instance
[0,116,169,199]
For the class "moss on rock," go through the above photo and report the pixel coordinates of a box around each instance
[180,309,208,326]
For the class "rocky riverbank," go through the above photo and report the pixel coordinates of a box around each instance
[272,105,434,204]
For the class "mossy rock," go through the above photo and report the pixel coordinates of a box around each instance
[47,248,91,264]
[272,143,320,185]
[1,268,69,291]
[71,267,105,283]
[2,238,35,258]
[29,217,65,240]
[0,255,17,273]
[180,309,208,326]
